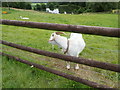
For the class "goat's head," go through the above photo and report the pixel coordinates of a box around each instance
[48,32,66,43]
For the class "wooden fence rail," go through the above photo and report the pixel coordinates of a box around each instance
[1,52,112,89]
[1,40,120,73]
[0,19,120,37]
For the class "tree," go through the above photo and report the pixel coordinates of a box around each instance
[46,2,55,10]
[19,2,26,9]
[41,3,46,11]
[2,2,12,10]
[86,2,118,12]
[2,2,32,10]
[36,4,41,11]
[26,3,32,10]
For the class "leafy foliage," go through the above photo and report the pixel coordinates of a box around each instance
[47,2,119,14]
[2,2,32,10]
[2,2,119,13]
[34,3,46,11]
[86,2,119,12]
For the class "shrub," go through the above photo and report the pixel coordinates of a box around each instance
[77,7,85,14]
[40,4,46,11]
[46,2,54,10]
[26,3,32,10]
[84,9,93,13]
[35,4,41,11]
[59,5,75,14]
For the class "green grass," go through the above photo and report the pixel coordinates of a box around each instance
[2,56,91,88]
[1,7,119,88]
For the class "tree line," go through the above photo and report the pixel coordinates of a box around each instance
[2,2,32,10]
[46,2,119,14]
[2,2,120,14]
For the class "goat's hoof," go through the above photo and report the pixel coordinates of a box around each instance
[67,67,70,70]
[66,67,70,70]
[74,67,79,71]
[66,66,70,70]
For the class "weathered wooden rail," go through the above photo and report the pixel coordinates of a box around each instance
[1,40,120,73]
[0,19,120,37]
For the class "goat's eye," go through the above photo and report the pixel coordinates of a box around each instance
[52,34,54,36]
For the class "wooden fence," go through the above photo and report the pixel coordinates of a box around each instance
[1,19,120,89]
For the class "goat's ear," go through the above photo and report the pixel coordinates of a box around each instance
[55,32,67,35]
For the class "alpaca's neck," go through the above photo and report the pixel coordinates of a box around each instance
[55,36,67,50]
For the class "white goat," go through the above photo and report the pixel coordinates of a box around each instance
[20,16,29,19]
[46,8,59,14]
[48,32,86,70]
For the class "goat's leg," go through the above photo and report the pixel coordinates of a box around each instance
[66,53,71,70]
[75,54,79,70]
[75,64,79,70]
[66,61,70,70]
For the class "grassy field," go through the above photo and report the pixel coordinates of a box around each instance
[1,7,119,88]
